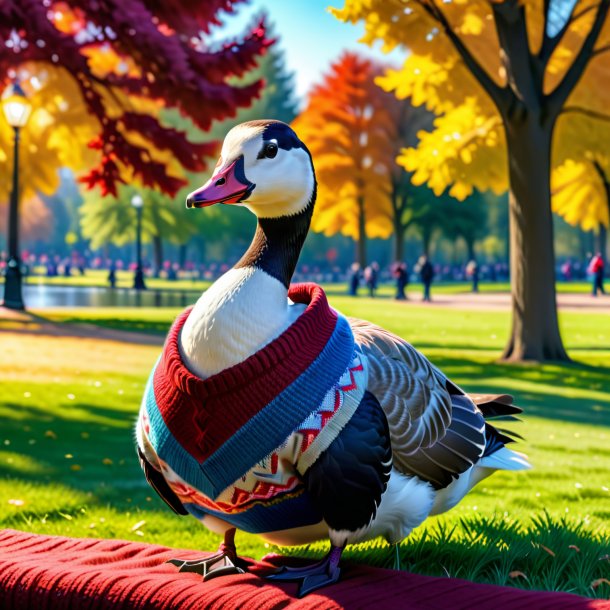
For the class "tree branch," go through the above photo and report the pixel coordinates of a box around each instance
[561,105,610,123]
[412,0,511,111]
[547,0,610,117]
[592,42,610,55]
[491,0,542,110]
[538,2,583,64]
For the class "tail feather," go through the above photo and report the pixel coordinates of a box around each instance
[471,394,523,419]
[479,446,532,471]
[445,380,531,471]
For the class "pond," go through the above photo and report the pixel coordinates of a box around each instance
[0,284,201,308]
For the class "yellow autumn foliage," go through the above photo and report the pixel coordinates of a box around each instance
[333,0,610,230]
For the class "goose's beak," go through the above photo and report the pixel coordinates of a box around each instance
[186,157,254,208]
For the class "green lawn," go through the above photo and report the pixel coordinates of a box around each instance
[1,299,608,598]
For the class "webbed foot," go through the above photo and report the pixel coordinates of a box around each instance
[266,544,344,597]
[167,528,247,581]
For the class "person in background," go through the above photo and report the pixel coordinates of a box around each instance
[348,262,361,296]
[364,262,379,297]
[589,252,606,296]
[417,254,435,302]
[392,261,409,300]
[466,259,479,293]
[107,262,117,289]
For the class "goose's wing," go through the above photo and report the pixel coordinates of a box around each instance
[348,317,453,457]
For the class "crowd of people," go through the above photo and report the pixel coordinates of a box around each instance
[345,253,606,301]
[348,256,486,301]
[1,250,606,299]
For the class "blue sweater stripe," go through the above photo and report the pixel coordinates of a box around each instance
[199,314,355,494]
[144,365,217,498]
[183,491,323,534]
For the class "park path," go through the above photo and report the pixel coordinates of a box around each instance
[399,290,610,313]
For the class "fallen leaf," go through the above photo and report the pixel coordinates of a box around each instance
[44,430,57,439]
[102,458,113,465]
[540,544,556,557]
[131,520,146,532]
[70,464,82,471]
[509,571,529,581]
[568,545,580,552]
[591,578,610,589]
[58,512,72,520]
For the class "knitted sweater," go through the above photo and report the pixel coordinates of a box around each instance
[136,283,368,534]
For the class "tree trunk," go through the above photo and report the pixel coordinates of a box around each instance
[601,178,610,262]
[356,195,367,267]
[152,235,163,278]
[178,243,187,268]
[422,227,432,257]
[393,219,405,262]
[466,238,475,261]
[502,116,569,362]
[598,225,607,261]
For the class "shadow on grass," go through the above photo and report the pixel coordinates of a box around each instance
[419,355,610,427]
[0,400,146,507]
[0,310,167,343]
[286,513,610,600]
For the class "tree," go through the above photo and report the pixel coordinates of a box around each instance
[334,0,610,362]
[0,195,52,244]
[381,101,433,261]
[442,191,489,260]
[552,156,610,259]
[293,52,394,267]
[0,0,270,199]
[80,185,195,271]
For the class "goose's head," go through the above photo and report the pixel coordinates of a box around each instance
[186,120,315,219]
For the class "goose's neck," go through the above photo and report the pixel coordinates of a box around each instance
[179,199,314,378]
[234,202,313,289]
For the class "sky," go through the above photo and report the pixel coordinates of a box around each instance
[218,0,404,102]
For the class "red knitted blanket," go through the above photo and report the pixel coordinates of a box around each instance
[1,529,607,609]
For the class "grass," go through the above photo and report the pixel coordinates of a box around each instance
[1,298,609,598]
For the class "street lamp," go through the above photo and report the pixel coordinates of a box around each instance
[2,82,32,310]
[131,193,146,290]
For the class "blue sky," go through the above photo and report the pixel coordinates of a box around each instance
[219,0,403,102]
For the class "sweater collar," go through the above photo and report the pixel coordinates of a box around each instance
[161,283,339,400]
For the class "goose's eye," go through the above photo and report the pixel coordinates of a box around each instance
[262,142,278,159]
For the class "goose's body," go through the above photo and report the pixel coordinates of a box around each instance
[136,120,530,596]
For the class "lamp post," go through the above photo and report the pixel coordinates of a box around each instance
[2,83,32,310]
[131,193,146,290]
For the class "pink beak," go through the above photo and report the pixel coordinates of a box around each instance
[186,158,254,208]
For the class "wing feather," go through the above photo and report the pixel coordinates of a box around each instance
[348,317,453,456]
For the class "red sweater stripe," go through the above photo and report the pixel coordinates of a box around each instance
[153,283,339,462]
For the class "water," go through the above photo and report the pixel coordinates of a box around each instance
[0,284,201,308]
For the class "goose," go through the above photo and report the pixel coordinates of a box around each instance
[135,120,531,597]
